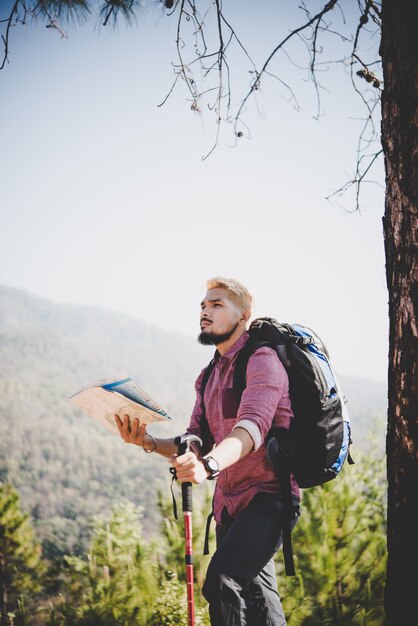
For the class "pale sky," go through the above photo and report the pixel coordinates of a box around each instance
[0,1,388,382]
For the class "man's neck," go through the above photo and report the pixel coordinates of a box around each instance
[216,326,247,356]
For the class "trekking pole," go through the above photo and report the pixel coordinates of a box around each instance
[173,433,203,626]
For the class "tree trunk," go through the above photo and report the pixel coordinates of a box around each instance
[381,1,418,623]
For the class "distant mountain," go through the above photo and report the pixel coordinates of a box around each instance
[0,286,209,557]
[0,285,209,415]
[0,286,387,558]
[339,376,387,450]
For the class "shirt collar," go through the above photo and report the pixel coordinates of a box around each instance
[214,331,249,362]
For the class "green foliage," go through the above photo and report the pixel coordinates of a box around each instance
[0,453,387,626]
[36,0,91,24]
[0,285,205,560]
[277,453,387,625]
[61,502,157,625]
[0,483,45,625]
[148,572,209,626]
[156,482,213,592]
[33,0,140,27]
[43,497,211,625]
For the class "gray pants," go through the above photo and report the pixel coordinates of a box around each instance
[202,493,300,626]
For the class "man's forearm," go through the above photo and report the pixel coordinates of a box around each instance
[205,427,254,471]
[170,427,255,484]
[144,435,178,458]
[115,415,180,457]
[140,425,254,472]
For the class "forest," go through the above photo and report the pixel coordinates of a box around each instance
[0,285,387,624]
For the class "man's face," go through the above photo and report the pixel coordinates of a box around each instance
[198,287,242,346]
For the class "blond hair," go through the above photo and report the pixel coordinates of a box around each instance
[206,277,253,312]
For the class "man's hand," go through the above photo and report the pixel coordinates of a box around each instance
[114,414,151,449]
[170,451,208,484]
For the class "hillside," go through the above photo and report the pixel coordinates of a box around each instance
[0,286,387,558]
[0,286,210,557]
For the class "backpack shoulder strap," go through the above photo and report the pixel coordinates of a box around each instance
[199,359,216,454]
[233,340,272,399]
[200,359,215,399]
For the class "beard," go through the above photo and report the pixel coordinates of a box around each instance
[198,321,240,346]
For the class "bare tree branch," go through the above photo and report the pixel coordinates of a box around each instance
[233,0,339,134]
[0,0,384,209]
[1,1,23,70]
[326,148,383,213]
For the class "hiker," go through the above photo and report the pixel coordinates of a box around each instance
[115,277,301,626]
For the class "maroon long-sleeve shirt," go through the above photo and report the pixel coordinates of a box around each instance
[187,332,300,524]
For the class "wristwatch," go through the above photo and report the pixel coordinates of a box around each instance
[202,456,220,480]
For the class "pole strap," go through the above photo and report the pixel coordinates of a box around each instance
[169,468,178,520]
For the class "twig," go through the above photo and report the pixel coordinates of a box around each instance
[326,149,383,212]
[233,0,339,133]
[1,0,20,70]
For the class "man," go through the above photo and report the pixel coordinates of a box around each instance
[115,277,300,625]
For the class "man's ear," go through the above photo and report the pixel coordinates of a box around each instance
[240,309,251,324]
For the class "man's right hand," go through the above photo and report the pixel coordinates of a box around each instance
[114,415,153,450]
[114,416,180,458]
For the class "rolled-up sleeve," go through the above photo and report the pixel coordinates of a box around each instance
[232,419,263,450]
[235,347,289,446]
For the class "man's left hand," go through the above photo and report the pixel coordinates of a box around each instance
[170,451,208,484]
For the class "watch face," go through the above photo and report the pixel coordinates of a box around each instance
[204,456,219,478]
[206,457,218,473]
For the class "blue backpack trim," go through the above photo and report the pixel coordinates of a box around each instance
[331,420,352,474]
[292,324,338,398]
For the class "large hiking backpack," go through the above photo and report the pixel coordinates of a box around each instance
[200,317,354,575]
[242,318,353,487]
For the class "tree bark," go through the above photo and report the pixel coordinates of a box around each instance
[381,1,418,623]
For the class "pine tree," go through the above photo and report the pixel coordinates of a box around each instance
[63,501,158,625]
[0,483,45,626]
[156,481,213,614]
[276,453,387,625]
[156,483,213,586]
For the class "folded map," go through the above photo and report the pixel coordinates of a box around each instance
[68,374,172,435]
